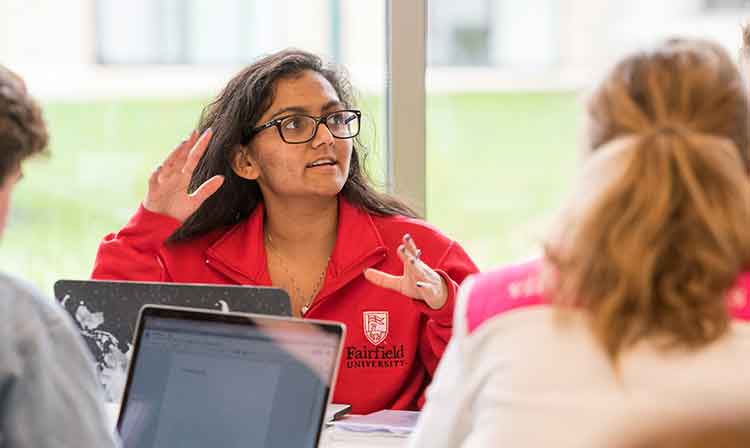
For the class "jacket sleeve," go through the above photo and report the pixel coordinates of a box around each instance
[91,204,182,281]
[408,277,476,448]
[411,240,479,406]
[0,279,121,448]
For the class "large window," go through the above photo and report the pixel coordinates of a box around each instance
[429,0,559,68]
[96,0,335,65]
[704,0,750,10]
[3,0,750,290]
[429,0,492,66]
[0,1,387,292]
[425,0,750,269]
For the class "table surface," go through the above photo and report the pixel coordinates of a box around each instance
[105,403,409,448]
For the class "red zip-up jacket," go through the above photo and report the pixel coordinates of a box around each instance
[92,197,478,414]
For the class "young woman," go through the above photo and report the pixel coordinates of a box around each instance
[92,49,478,414]
[410,38,750,447]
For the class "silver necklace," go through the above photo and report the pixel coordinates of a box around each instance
[265,233,329,315]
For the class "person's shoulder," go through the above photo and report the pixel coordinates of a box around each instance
[471,257,545,294]
[729,271,750,321]
[464,257,551,333]
[0,271,51,314]
[0,272,70,335]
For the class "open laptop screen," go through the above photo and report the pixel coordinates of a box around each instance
[118,307,344,448]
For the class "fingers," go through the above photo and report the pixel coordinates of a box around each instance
[182,128,213,175]
[403,234,421,259]
[397,244,413,266]
[399,234,446,301]
[163,130,198,169]
[364,268,403,294]
[148,166,160,190]
[189,175,225,204]
[398,239,428,279]
[156,131,199,183]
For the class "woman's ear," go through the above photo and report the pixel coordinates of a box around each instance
[230,145,260,180]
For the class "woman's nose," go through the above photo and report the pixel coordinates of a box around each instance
[311,121,335,147]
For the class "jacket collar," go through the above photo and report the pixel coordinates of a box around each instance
[205,196,387,285]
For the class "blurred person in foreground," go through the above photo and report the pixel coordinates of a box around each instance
[613,409,750,448]
[0,66,119,447]
[410,38,750,447]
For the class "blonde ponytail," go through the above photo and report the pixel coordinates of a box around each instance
[546,39,750,362]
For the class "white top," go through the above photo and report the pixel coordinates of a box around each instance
[409,277,750,448]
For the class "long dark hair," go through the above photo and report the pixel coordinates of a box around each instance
[168,49,417,242]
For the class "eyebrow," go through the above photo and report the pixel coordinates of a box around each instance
[268,100,344,120]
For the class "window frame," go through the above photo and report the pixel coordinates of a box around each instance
[387,0,427,216]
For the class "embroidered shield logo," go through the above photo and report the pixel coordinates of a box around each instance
[363,311,389,346]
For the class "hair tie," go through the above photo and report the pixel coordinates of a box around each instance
[646,123,686,137]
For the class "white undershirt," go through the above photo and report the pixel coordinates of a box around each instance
[409,278,750,448]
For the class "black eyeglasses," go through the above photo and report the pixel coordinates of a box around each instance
[250,109,361,144]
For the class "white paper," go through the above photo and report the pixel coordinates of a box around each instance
[331,410,420,435]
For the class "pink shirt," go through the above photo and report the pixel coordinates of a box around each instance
[410,258,750,448]
[466,258,750,333]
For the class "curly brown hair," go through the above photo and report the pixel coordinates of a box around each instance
[0,66,48,183]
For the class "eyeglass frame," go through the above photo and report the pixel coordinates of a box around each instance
[249,109,362,144]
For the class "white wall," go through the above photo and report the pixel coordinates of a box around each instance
[491,0,560,68]
[340,0,386,92]
[0,0,95,65]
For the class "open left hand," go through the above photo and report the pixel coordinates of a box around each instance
[143,128,224,222]
[364,234,449,310]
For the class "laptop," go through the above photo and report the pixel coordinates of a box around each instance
[117,305,345,448]
[54,279,292,402]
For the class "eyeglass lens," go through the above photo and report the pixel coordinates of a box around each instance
[279,110,359,143]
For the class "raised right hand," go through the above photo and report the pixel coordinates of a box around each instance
[143,129,225,222]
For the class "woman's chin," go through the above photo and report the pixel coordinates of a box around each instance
[285,185,345,201]
[306,177,348,196]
